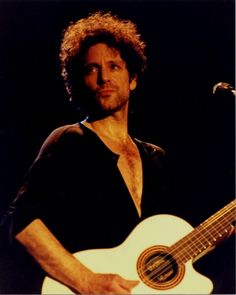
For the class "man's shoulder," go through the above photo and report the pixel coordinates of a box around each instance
[134,138,165,155]
[48,123,84,139]
[134,138,166,160]
[37,123,85,157]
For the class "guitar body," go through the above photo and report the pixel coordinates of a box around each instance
[42,214,213,294]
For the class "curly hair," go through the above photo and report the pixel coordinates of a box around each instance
[59,11,147,102]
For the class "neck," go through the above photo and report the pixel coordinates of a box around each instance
[84,112,129,143]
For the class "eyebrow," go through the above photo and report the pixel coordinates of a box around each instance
[84,59,125,67]
[84,62,99,68]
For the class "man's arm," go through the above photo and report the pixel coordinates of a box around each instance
[16,218,139,294]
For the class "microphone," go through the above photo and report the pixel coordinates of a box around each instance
[212,82,236,96]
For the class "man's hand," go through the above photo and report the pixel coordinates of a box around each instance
[80,273,139,294]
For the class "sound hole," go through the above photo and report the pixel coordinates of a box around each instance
[137,245,185,290]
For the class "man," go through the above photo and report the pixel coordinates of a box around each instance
[3,12,167,294]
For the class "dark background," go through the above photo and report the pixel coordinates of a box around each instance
[0,0,235,293]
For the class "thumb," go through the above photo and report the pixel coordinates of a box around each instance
[125,279,140,288]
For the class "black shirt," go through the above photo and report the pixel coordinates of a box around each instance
[9,123,167,253]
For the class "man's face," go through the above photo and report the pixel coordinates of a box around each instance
[79,43,137,116]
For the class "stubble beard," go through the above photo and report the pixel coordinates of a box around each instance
[94,90,129,116]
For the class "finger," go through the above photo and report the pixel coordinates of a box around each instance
[119,279,140,291]
[127,279,139,287]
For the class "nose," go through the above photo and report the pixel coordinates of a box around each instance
[97,67,110,85]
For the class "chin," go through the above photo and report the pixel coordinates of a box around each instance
[88,105,122,120]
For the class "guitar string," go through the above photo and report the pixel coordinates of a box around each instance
[147,213,234,284]
[174,202,235,261]
[140,206,235,284]
[174,200,236,261]
[144,224,232,283]
[140,203,235,282]
[164,200,235,263]
[137,201,235,284]
[138,200,235,277]
[141,208,235,284]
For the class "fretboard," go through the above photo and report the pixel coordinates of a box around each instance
[170,199,236,263]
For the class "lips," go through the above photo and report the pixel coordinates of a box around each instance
[97,89,115,96]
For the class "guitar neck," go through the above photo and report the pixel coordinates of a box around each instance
[170,199,236,263]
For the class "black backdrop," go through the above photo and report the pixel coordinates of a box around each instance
[0,0,235,293]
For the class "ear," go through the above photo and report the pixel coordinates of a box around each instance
[129,74,137,91]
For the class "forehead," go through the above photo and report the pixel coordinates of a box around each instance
[84,43,125,64]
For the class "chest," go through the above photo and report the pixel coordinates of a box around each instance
[117,144,143,216]
[118,147,142,184]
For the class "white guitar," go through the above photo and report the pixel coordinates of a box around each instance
[42,199,235,294]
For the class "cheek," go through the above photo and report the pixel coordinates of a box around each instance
[83,75,97,89]
[119,82,131,98]
[119,73,131,88]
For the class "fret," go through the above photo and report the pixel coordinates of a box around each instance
[170,200,236,263]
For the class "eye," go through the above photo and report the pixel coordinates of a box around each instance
[110,63,120,71]
[84,65,99,75]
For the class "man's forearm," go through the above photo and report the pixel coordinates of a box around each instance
[15,218,94,293]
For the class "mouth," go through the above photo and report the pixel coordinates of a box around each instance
[97,89,115,97]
